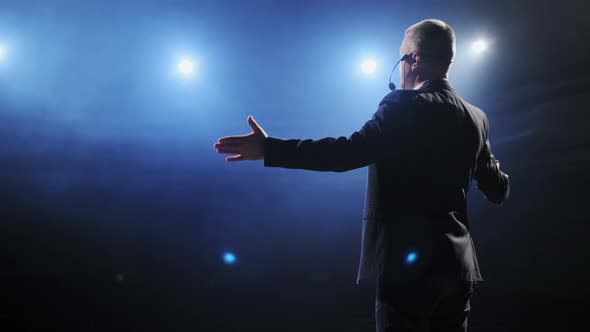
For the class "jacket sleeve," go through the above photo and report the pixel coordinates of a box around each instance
[263,102,396,172]
[474,118,510,204]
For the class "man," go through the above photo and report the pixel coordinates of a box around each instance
[214,19,509,332]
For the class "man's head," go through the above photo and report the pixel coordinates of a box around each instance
[399,19,456,89]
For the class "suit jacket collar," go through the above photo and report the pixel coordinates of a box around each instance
[417,79,454,92]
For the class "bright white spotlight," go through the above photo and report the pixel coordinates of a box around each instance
[0,45,6,62]
[177,58,195,75]
[472,40,488,54]
[361,59,377,75]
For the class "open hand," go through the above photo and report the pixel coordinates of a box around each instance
[214,115,268,162]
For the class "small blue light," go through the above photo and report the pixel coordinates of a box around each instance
[223,252,236,265]
[405,252,417,264]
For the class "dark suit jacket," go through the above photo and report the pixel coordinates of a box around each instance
[263,79,510,283]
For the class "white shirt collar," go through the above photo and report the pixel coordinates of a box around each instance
[413,81,429,90]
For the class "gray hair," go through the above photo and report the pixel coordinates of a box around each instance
[405,19,456,65]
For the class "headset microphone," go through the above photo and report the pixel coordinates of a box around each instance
[388,53,413,91]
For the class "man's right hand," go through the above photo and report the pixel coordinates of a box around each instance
[214,115,269,162]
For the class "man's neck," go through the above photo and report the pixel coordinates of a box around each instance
[412,75,447,90]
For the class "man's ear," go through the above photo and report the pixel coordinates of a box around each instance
[412,53,421,69]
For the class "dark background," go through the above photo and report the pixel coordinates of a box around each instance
[1,0,588,331]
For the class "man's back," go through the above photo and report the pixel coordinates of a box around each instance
[358,79,510,282]
[259,79,509,282]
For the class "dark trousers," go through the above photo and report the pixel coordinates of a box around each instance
[375,274,475,332]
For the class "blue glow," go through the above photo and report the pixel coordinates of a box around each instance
[223,252,236,265]
[405,252,417,264]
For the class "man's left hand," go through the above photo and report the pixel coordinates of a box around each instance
[214,115,268,162]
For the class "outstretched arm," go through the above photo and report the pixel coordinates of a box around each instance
[214,104,394,172]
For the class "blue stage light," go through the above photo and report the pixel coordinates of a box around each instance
[223,252,236,265]
[405,252,417,264]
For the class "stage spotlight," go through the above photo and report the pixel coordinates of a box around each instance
[0,45,6,62]
[361,59,377,75]
[223,252,237,265]
[472,40,488,54]
[177,58,195,75]
[405,252,417,264]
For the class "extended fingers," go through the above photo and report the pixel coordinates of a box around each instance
[214,139,242,154]
[214,141,241,148]
[216,146,242,154]
[217,135,248,144]
[226,155,245,162]
[214,133,253,161]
